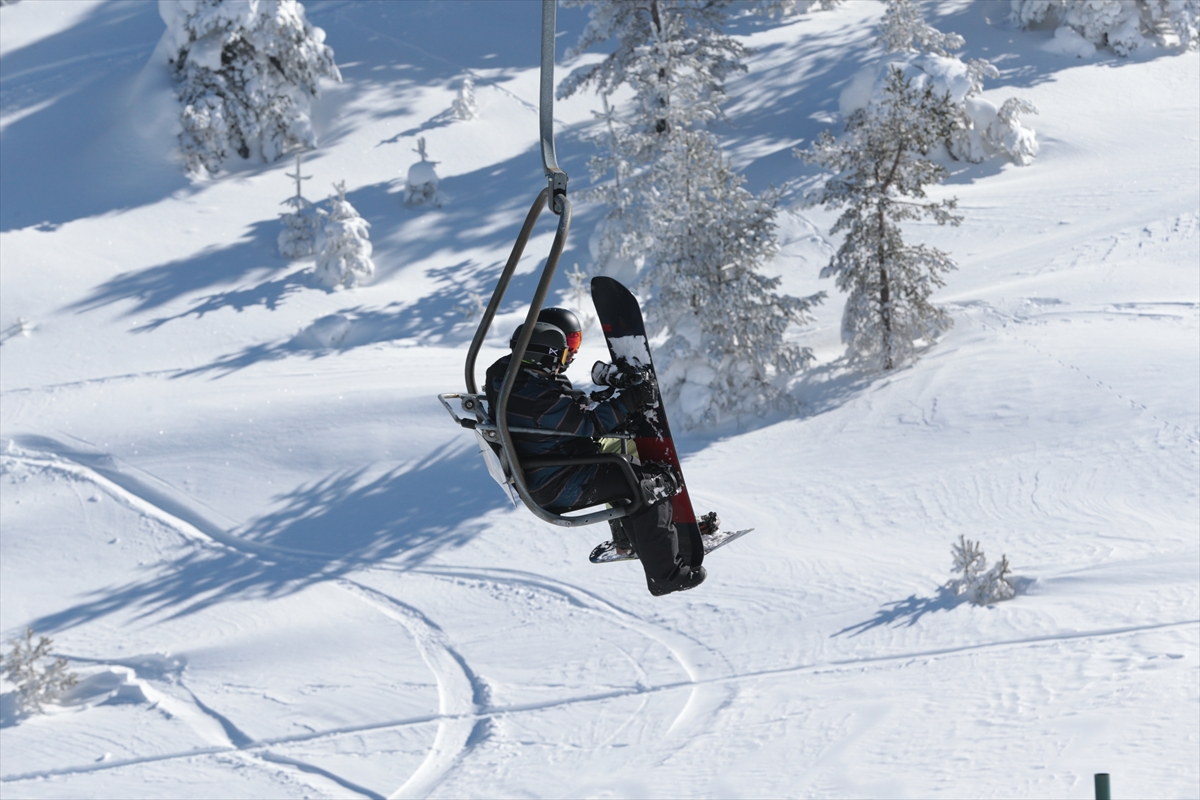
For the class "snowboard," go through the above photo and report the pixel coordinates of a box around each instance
[589,527,755,564]
[590,276,706,566]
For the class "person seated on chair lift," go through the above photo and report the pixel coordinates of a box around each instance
[485,307,706,597]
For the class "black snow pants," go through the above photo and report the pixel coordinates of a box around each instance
[551,462,679,583]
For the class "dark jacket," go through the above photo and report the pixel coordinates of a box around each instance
[485,355,635,509]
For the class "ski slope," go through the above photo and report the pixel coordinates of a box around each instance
[1,1,1197,797]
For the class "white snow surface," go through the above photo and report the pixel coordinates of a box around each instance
[1,2,1197,798]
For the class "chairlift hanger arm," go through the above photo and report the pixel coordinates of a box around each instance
[540,0,567,214]
[464,0,569,397]
[464,188,549,395]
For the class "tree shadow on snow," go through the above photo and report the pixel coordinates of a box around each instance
[719,10,882,194]
[132,269,321,333]
[67,217,292,319]
[304,0,592,85]
[833,586,967,637]
[0,0,592,233]
[71,180,407,323]
[22,447,506,634]
[0,692,20,729]
[0,1,194,232]
[833,576,1036,637]
[166,151,596,376]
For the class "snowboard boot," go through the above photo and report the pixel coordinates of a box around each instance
[639,462,682,505]
[647,563,707,597]
[609,518,635,556]
[698,511,720,538]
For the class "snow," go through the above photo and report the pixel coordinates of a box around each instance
[1,1,1197,798]
[1042,25,1098,58]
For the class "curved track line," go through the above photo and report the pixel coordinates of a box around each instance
[0,368,184,397]
[5,617,1194,786]
[411,565,735,739]
[3,438,355,562]
[337,580,483,800]
[257,751,385,800]
[1,443,429,797]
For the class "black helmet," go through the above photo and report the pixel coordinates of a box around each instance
[538,307,580,336]
[510,321,569,372]
[537,307,581,364]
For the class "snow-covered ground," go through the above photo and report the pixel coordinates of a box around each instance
[1,1,1197,797]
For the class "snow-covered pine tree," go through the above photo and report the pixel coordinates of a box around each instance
[635,128,824,427]
[560,0,823,427]
[945,535,1017,604]
[566,263,597,332]
[751,0,842,18]
[975,553,1017,604]
[451,76,479,121]
[1012,0,1200,54]
[801,67,961,371]
[158,0,341,175]
[878,0,965,56]
[875,0,1038,166]
[278,152,320,257]
[3,628,77,715]
[315,181,375,288]
[405,137,444,207]
[948,534,987,593]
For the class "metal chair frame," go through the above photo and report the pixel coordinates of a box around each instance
[438,0,643,528]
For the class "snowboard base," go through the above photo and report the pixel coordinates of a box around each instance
[589,528,754,564]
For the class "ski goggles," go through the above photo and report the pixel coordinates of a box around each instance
[565,330,582,354]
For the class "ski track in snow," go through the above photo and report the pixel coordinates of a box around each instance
[0,438,735,791]
[408,565,737,741]
[955,298,1200,446]
[5,436,1197,792]
[0,652,386,798]
[3,438,726,791]
[3,436,371,563]
[4,616,1194,786]
[0,368,186,396]
[335,580,483,800]
[0,442,431,797]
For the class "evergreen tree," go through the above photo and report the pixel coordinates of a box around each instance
[751,0,842,17]
[278,152,319,258]
[877,0,965,56]
[801,67,962,371]
[561,0,822,427]
[1012,0,1199,54]
[405,137,444,207]
[451,76,479,121]
[637,129,824,427]
[946,535,1016,604]
[315,182,375,289]
[874,0,1038,166]
[3,628,77,715]
[158,0,341,174]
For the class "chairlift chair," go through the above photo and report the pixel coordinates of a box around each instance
[438,0,643,528]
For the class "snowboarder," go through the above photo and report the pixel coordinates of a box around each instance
[485,307,707,596]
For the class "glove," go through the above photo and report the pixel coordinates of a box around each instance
[592,360,650,389]
[622,376,658,411]
[588,386,615,403]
